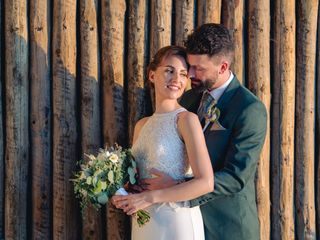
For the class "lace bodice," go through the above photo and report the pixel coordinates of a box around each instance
[132,108,193,181]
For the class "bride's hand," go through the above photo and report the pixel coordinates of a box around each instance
[112,192,154,215]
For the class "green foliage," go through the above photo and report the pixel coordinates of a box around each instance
[72,146,138,210]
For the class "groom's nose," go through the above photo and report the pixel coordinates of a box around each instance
[188,66,195,79]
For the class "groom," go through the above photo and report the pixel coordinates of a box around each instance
[144,23,267,239]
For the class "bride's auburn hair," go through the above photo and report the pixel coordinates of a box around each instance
[146,46,188,88]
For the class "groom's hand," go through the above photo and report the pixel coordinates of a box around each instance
[141,168,177,190]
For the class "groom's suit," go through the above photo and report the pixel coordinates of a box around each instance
[180,76,267,240]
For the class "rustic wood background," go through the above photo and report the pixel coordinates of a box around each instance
[0,0,319,239]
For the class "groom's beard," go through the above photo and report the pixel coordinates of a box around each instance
[191,78,217,93]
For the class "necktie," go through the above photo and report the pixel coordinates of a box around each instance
[197,91,214,126]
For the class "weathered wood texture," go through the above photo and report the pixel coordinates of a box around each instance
[127,0,148,144]
[101,1,129,239]
[150,0,172,59]
[4,0,29,239]
[149,0,172,108]
[52,0,80,239]
[248,1,271,240]
[0,0,4,238]
[317,5,320,238]
[80,0,103,239]
[30,0,52,239]
[0,1,319,239]
[221,0,244,84]
[174,0,194,46]
[295,0,318,239]
[271,1,296,239]
[197,0,221,25]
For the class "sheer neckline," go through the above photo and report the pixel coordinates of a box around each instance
[153,107,186,117]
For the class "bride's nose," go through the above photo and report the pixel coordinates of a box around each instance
[171,72,180,83]
[171,72,185,84]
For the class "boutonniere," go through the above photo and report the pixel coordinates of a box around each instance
[203,100,220,132]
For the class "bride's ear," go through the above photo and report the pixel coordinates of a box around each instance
[149,71,155,83]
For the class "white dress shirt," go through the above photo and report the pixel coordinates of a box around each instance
[208,71,234,101]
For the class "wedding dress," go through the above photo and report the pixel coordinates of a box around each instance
[131,107,205,240]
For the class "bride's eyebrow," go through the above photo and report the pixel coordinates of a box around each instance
[163,65,174,68]
[164,65,187,71]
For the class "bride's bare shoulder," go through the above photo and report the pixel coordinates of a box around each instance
[135,117,150,129]
[133,117,150,142]
[177,111,199,123]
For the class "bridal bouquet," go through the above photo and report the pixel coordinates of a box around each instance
[72,145,150,227]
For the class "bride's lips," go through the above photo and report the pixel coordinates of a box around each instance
[166,84,181,90]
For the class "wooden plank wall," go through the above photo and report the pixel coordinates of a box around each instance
[0,1,319,239]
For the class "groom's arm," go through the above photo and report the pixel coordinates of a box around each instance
[189,100,267,207]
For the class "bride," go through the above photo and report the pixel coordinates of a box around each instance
[112,46,213,240]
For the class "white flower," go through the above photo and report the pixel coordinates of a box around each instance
[105,151,111,157]
[86,176,92,185]
[80,189,88,197]
[109,154,119,163]
[79,171,86,180]
[108,171,114,183]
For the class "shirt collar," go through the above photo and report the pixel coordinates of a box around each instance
[208,71,234,101]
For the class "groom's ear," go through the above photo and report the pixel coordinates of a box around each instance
[219,61,229,74]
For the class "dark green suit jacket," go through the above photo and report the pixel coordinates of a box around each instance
[180,76,267,240]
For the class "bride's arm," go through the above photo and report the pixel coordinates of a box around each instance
[112,112,214,214]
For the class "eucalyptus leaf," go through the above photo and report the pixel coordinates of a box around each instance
[128,167,136,184]
[92,176,98,186]
[131,160,137,168]
[97,192,108,204]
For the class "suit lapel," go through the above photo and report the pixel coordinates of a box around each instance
[216,76,241,115]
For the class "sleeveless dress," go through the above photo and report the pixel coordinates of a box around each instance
[131,108,205,240]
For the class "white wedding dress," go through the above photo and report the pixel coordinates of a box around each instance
[131,108,205,240]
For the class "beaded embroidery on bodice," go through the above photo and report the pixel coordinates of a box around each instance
[132,108,192,181]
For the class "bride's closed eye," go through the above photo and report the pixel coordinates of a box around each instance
[164,67,174,74]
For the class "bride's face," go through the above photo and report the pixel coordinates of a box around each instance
[149,55,188,100]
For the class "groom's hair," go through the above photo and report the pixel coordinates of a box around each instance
[185,23,234,62]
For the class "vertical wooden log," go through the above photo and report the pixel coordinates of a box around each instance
[80,1,103,239]
[221,0,244,84]
[52,0,80,239]
[30,0,52,239]
[4,0,28,239]
[316,5,320,238]
[127,0,147,144]
[248,1,271,240]
[174,0,194,90]
[174,0,194,46]
[271,0,296,239]
[295,0,318,238]
[150,0,172,108]
[150,0,172,57]
[0,0,4,238]
[197,0,221,26]
[221,0,235,32]
[101,0,126,146]
[101,1,129,239]
[233,0,244,84]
